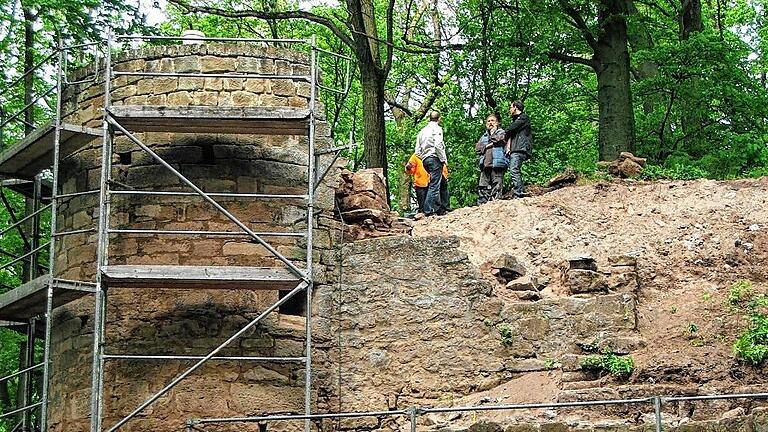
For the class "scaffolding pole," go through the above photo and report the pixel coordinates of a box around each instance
[39,42,65,432]
[90,30,113,432]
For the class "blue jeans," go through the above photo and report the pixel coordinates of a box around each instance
[509,152,526,197]
[422,156,443,215]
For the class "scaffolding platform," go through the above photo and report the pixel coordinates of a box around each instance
[0,276,92,322]
[0,122,103,179]
[0,178,53,201]
[101,265,302,290]
[108,105,311,135]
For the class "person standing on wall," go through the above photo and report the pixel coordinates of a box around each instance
[504,100,533,198]
[415,110,450,216]
[476,112,509,204]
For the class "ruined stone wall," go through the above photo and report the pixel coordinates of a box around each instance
[313,236,644,431]
[48,44,338,432]
[313,233,768,432]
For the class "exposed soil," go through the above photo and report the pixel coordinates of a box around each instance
[413,177,768,406]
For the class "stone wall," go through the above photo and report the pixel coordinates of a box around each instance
[312,235,768,432]
[48,44,338,432]
[312,236,645,431]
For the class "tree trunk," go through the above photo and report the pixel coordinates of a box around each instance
[595,0,635,161]
[679,0,704,150]
[360,73,388,178]
[680,0,703,40]
[23,5,35,136]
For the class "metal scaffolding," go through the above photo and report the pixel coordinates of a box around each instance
[0,41,102,431]
[88,34,355,432]
[0,35,351,432]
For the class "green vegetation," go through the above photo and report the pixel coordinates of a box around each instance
[544,358,561,370]
[731,284,768,366]
[498,323,515,346]
[580,348,635,379]
[728,280,754,307]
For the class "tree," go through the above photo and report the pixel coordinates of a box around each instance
[546,0,636,161]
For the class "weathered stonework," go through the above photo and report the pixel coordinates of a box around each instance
[48,44,337,432]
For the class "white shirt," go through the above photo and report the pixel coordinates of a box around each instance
[415,121,447,163]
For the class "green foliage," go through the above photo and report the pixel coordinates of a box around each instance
[543,358,561,370]
[580,348,635,379]
[686,323,699,334]
[497,323,515,346]
[728,280,754,307]
[730,283,768,366]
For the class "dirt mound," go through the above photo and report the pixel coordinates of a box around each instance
[413,177,768,390]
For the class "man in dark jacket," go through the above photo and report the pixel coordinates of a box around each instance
[504,100,532,198]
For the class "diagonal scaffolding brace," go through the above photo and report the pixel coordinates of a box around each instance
[105,115,309,282]
[105,281,308,432]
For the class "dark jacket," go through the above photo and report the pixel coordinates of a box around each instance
[504,112,532,158]
[475,127,509,169]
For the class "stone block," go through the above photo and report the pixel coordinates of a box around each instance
[191,239,223,256]
[174,56,201,73]
[191,91,219,106]
[505,358,548,372]
[288,96,309,107]
[240,78,267,93]
[111,84,137,101]
[167,91,192,106]
[200,56,237,73]
[243,366,290,384]
[223,78,244,90]
[125,95,148,105]
[257,58,276,74]
[506,275,539,291]
[222,241,262,256]
[275,60,291,74]
[515,290,541,301]
[178,77,205,90]
[259,94,288,106]
[136,78,154,95]
[272,80,296,97]
[146,94,167,105]
[232,90,259,106]
[296,82,311,97]
[204,77,223,91]
[567,269,608,294]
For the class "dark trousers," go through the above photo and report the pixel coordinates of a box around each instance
[509,152,526,197]
[439,175,450,213]
[478,167,505,204]
[423,156,443,215]
[415,187,427,213]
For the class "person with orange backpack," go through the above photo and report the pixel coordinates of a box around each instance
[405,154,450,218]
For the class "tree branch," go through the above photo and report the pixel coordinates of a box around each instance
[557,0,599,52]
[547,51,595,69]
[167,0,355,48]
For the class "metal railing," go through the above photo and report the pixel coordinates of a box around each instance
[186,391,768,432]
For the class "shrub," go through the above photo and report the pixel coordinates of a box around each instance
[498,323,514,346]
[580,348,635,379]
[733,291,768,366]
[728,280,754,307]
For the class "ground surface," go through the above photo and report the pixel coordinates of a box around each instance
[412,177,768,414]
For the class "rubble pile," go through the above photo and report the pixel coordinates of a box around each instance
[335,168,414,240]
[598,151,648,178]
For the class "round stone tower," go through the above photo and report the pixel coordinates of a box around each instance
[48,43,337,432]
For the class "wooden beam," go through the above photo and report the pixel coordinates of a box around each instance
[0,276,90,321]
[102,265,302,290]
[0,122,102,179]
